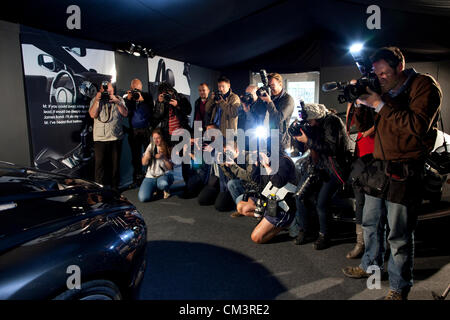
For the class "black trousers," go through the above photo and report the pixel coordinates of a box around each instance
[197,175,235,211]
[128,127,150,182]
[94,140,122,190]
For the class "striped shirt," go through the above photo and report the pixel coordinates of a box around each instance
[168,107,181,135]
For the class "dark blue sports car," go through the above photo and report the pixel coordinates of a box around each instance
[0,163,147,300]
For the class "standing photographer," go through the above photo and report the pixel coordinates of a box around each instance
[342,47,442,300]
[238,85,268,131]
[258,73,294,150]
[153,82,192,183]
[207,76,240,136]
[125,78,154,186]
[89,81,128,191]
[289,103,350,250]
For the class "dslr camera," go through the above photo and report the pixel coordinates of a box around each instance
[288,100,313,137]
[241,92,254,105]
[256,69,271,98]
[131,88,142,101]
[163,92,175,103]
[100,81,110,103]
[214,90,223,102]
[322,46,381,103]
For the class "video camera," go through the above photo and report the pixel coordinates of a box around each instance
[322,44,381,103]
[256,69,271,98]
[100,81,110,103]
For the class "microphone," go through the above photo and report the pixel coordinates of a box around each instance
[321,81,348,92]
[321,82,339,92]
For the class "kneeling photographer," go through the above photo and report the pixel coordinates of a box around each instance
[236,140,297,244]
[288,103,350,250]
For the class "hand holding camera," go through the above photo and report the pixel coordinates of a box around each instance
[356,86,382,109]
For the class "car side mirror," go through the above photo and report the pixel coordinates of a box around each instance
[38,54,56,72]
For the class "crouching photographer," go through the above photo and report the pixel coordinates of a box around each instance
[342,47,442,300]
[288,103,350,250]
[236,141,297,244]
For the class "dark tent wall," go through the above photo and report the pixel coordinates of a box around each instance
[0,21,31,166]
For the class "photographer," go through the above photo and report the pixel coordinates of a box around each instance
[206,76,240,136]
[89,81,128,191]
[125,78,154,186]
[138,128,174,202]
[236,148,297,244]
[342,47,442,300]
[345,98,375,259]
[238,85,268,131]
[219,138,256,216]
[258,73,294,150]
[288,103,350,250]
[197,128,235,212]
[153,82,192,183]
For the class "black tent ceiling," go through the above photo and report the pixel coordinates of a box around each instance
[2,0,450,71]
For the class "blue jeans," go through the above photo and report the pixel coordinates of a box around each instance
[227,179,245,204]
[138,172,174,202]
[360,194,417,293]
[289,174,339,237]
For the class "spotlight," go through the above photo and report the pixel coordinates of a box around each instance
[133,45,142,56]
[142,48,155,58]
[126,43,136,55]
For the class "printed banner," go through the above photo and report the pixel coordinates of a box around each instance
[21,27,116,178]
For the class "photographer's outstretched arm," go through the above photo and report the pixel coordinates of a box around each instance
[376,77,442,136]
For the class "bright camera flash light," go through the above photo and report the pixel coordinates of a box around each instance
[255,126,268,139]
[350,43,364,54]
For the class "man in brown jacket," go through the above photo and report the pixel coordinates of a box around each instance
[342,47,442,300]
[207,76,241,136]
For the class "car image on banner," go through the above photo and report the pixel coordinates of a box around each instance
[21,27,116,180]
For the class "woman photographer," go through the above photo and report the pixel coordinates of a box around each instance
[138,128,174,202]
[236,140,297,244]
[289,103,350,250]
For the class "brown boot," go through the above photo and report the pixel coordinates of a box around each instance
[346,224,365,259]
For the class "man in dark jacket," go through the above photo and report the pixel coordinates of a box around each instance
[193,83,214,133]
[125,78,154,186]
[342,47,442,300]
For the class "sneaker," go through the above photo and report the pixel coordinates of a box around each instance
[313,233,330,250]
[384,290,404,300]
[163,191,170,199]
[230,211,241,218]
[342,266,370,279]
